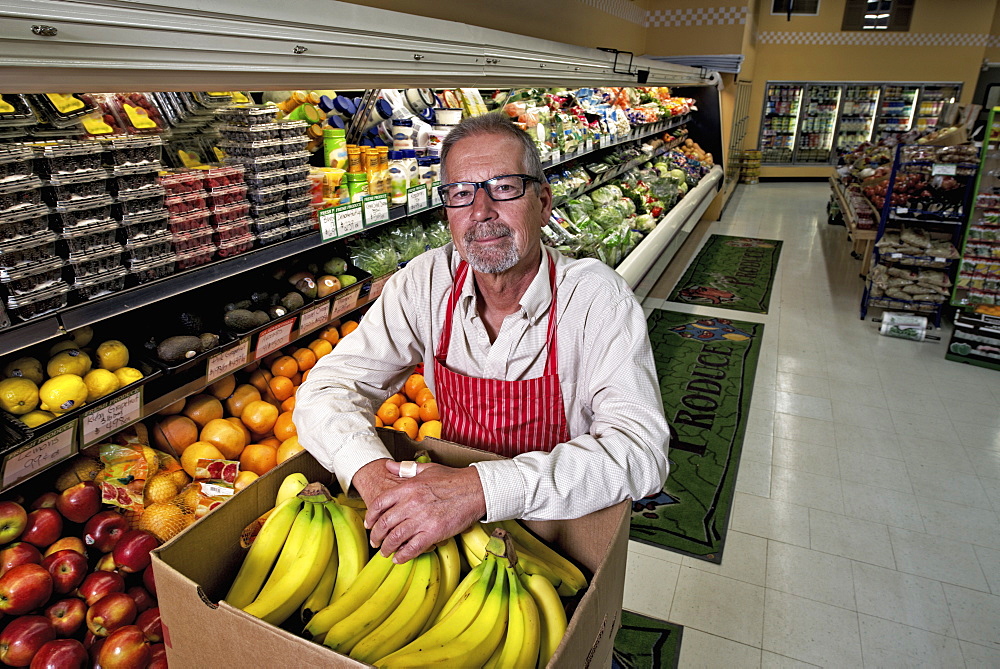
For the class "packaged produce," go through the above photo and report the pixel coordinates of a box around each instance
[247,185,288,205]
[92,92,167,134]
[217,106,280,126]
[130,254,176,284]
[166,209,211,234]
[211,202,251,225]
[216,233,255,258]
[249,201,286,220]
[165,191,208,216]
[0,177,43,216]
[284,194,312,213]
[73,266,127,299]
[124,230,173,262]
[60,219,120,256]
[0,144,33,180]
[202,165,244,188]
[100,135,162,167]
[206,184,248,208]
[109,165,162,197]
[192,92,234,108]
[43,170,110,204]
[0,258,65,295]
[172,227,215,253]
[255,227,289,246]
[51,196,114,229]
[175,244,216,269]
[68,247,124,279]
[159,171,204,196]
[115,190,166,218]
[4,283,69,321]
[0,94,37,127]
[244,170,286,190]
[28,93,97,127]
[0,203,51,240]
[120,211,169,241]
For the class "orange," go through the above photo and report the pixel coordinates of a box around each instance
[404,374,427,401]
[207,375,235,401]
[392,417,419,440]
[290,372,303,386]
[308,339,333,358]
[375,416,384,428]
[417,419,441,441]
[280,396,296,413]
[226,416,253,447]
[248,369,273,394]
[259,436,281,448]
[200,418,246,460]
[152,415,199,455]
[239,443,278,476]
[268,375,295,402]
[292,348,317,371]
[276,436,304,464]
[225,384,261,418]
[419,399,440,422]
[415,387,435,406]
[260,351,283,368]
[234,470,259,492]
[340,321,359,337]
[270,355,298,379]
[318,327,340,346]
[242,400,279,435]
[182,394,224,429]
[180,441,225,478]
[158,398,186,416]
[273,411,297,442]
[386,393,407,407]
[399,402,421,420]
[299,369,309,384]
[376,402,400,425]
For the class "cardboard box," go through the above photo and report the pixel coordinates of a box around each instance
[153,429,628,668]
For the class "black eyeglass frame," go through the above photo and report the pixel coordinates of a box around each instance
[436,173,541,208]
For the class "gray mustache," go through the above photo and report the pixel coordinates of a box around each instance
[465,224,512,242]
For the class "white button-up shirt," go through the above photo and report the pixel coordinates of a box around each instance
[294,242,670,522]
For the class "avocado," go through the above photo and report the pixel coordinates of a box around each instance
[295,277,318,300]
[267,305,288,320]
[224,309,261,331]
[280,291,305,311]
[251,310,270,326]
[199,333,220,351]
[324,257,348,275]
[336,274,358,287]
[250,291,271,308]
[157,335,204,363]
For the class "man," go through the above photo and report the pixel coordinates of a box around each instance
[295,113,669,564]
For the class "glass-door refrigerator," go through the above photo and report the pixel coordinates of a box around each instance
[794,84,841,163]
[760,83,803,163]
[914,84,961,132]
[875,84,919,138]
[835,84,880,154]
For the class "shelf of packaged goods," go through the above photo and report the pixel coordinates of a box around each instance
[541,115,690,172]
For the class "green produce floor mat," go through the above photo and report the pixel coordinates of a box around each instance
[613,610,684,669]
[630,309,764,562]
[667,235,783,314]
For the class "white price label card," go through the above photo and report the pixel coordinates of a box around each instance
[318,206,338,242]
[335,202,364,238]
[934,257,946,262]
[255,317,296,359]
[206,337,250,384]
[369,273,393,300]
[406,185,428,214]
[3,421,76,489]
[550,149,561,164]
[199,482,235,497]
[429,181,442,208]
[896,207,908,215]
[299,301,331,333]
[362,194,390,228]
[331,286,361,319]
[932,163,957,176]
[889,253,902,258]
[82,389,143,447]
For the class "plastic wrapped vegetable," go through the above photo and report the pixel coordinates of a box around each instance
[614,197,635,217]
[633,213,656,233]
[392,221,429,261]
[351,238,400,277]
[567,196,594,214]
[424,218,451,248]
[590,206,624,230]
[590,184,623,206]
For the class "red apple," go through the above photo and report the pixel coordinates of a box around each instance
[141,566,155,597]
[21,510,63,549]
[0,501,28,544]
[134,607,160,643]
[111,531,158,574]
[85,636,104,667]
[0,542,42,576]
[28,638,87,669]
[147,643,167,669]
[54,483,100,525]
[30,493,59,511]
[82,512,127,554]
[94,552,115,572]
[44,598,86,637]
[40,550,88,595]
[85,592,136,637]
[0,615,56,667]
[96,626,148,669]
[81,632,97,650]
[42,538,84,559]
[0,563,54,615]
[76,571,124,607]
[124,586,153,614]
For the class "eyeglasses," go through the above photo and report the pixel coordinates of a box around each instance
[437,174,540,208]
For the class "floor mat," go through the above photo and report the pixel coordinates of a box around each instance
[630,309,764,562]
[666,235,783,314]
[612,610,684,669]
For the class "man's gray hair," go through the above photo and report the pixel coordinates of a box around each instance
[439,112,547,186]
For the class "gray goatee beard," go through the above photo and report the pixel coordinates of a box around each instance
[464,223,519,274]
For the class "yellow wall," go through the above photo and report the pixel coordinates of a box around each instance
[645,0,751,56]
[987,1,1000,63]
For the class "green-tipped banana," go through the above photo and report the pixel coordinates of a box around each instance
[225,496,304,609]
[461,522,562,590]
[496,519,588,596]
[328,501,369,601]
[276,473,309,506]
[431,554,490,626]
[493,564,540,669]
[323,556,415,653]
[305,549,396,640]
[301,534,339,622]
[521,571,567,667]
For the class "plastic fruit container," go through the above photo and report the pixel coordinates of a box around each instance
[202,165,244,189]
[285,194,314,214]
[166,209,211,234]
[281,137,310,154]
[43,171,110,204]
[286,207,313,227]
[94,92,167,135]
[73,266,127,300]
[216,232,254,258]
[216,106,280,126]
[284,165,311,183]
[158,171,204,197]
[248,201,285,220]
[227,154,286,176]
[254,226,289,246]
[0,177,43,217]
[250,212,287,233]
[282,151,312,168]
[129,254,176,284]
[0,145,33,180]
[99,136,163,167]
[192,92,233,108]
[218,124,281,143]
[0,204,51,241]
[174,243,216,269]
[212,219,251,244]
[171,227,215,253]
[31,141,105,175]
[0,230,60,271]
[284,181,312,200]
[286,218,315,237]
[51,196,114,230]
[115,191,166,218]
[124,229,173,262]
[244,170,286,190]
[247,184,288,205]
[165,191,208,216]
[210,202,251,225]
[1,259,65,295]
[0,94,37,128]
[206,184,248,208]
[28,94,97,127]
[277,121,309,139]
[218,139,284,159]
[109,165,161,197]
[59,219,120,255]
[68,247,124,279]
[5,283,69,322]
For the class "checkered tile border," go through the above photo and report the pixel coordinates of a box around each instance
[646,6,749,28]
[577,0,648,26]
[989,35,1000,48]
[758,31,990,46]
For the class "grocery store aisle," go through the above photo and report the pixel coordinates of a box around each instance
[624,182,1000,667]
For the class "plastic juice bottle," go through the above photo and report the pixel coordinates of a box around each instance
[363,147,380,194]
[323,128,347,169]
[345,172,369,203]
[346,145,362,173]
[389,151,408,205]
[377,146,390,196]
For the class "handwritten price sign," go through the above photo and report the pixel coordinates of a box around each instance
[2,421,77,490]
[299,301,331,334]
[336,202,364,238]
[429,181,442,208]
[318,206,338,242]
[255,317,296,359]
[369,272,393,300]
[82,389,143,447]
[362,194,390,228]
[406,185,429,214]
[331,286,361,319]
[206,338,250,384]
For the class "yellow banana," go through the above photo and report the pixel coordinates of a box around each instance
[522,571,567,667]
[461,522,562,591]
[378,553,509,668]
[497,563,540,669]
[276,472,309,506]
[300,535,339,623]
[327,501,369,602]
[323,556,415,654]
[304,549,396,640]
[431,553,490,626]
[350,552,440,664]
[423,538,460,633]
[224,496,304,609]
[496,519,588,596]
[242,501,335,626]
[260,500,315,585]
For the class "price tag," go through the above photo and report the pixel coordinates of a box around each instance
[331,286,361,319]
[369,272,393,300]
[585,139,594,153]
[255,317,296,359]
[934,257,946,263]
[200,482,235,497]
[362,194,390,228]
[335,202,364,238]
[299,301,331,334]
[81,389,143,447]
[429,181,442,208]
[318,206,338,242]
[406,185,429,214]
[206,337,250,384]
[549,149,561,164]
[932,163,957,176]
[2,421,76,490]
[896,207,909,215]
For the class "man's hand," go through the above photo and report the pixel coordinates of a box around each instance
[349,458,399,504]
[364,461,486,563]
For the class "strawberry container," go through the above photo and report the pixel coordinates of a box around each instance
[129,254,177,284]
[30,140,105,175]
[212,219,251,244]
[206,184,248,208]
[166,210,211,234]
[175,244,216,269]
[73,266,127,300]
[210,202,250,225]
[171,227,215,253]
[0,204,51,241]
[159,171,205,197]
[165,191,208,216]
[202,165,244,189]
[216,232,254,258]
[4,283,69,322]
[93,92,167,135]
[0,177,43,217]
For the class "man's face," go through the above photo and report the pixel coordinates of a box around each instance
[444,134,552,275]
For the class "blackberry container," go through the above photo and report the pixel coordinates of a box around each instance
[0,177,43,218]
[31,141,104,176]
[218,124,281,143]
[68,246,124,280]
[73,266,127,300]
[281,137,310,154]
[0,145,34,181]
[249,201,285,219]
[286,218,315,237]
[0,230,60,272]
[277,121,309,139]
[244,170,285,190]
[125,229,173,262]
[114,189,166,218]
[247,184,288,205]
[5,283,69,322]
[282,151,311,168]
[285,181,312,200]
[255,226,289,246]
[250,212,286,233]
[110,165,162,198]
[129,254,176,284]
[215,106,280,126]
[218,139,283,159]
[1,258,65,296]
[0,204,51,241]
[284,165,311,183]
[120,211,169,241]
[225,154,285,175]
[100,136,162,168]
[286,207,313,227]
[58,219,120,255]
[50,195,114,230]
[43,170,110,204]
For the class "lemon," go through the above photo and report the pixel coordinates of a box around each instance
[20,410,56,428]
[0,378,39,415]
[47,349,92,377]
[96,340,129,372]
[69,325,94,347]
[114,367,144,386]
[3,357,44,385]
[83,369,120,403]
[48,340,80,357]
[39,374,88,413]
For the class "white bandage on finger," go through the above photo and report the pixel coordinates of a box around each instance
[398,460,418,479]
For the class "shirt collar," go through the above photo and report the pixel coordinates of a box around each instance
[453,242,553,325]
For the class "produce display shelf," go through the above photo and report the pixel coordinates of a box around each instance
[829,176,877,275]
[541,114,689,172]
[0,317,62,356]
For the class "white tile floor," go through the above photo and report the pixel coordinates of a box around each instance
[624,182,1000,668]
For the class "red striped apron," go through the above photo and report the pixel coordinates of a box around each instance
[434,258,571,457]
